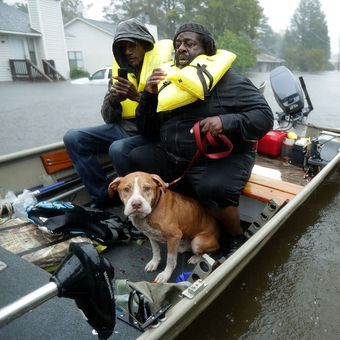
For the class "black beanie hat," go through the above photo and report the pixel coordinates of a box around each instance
[173,23,217,55]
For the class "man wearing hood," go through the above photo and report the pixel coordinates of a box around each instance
[64,19,172,208]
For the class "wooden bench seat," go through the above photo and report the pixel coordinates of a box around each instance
[243,173,304,205]
[40,148,73,174]
[40,148,304,206]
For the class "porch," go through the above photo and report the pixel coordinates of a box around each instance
[9,59,66,82]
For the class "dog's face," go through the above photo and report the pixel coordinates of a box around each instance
[108,172,167,218]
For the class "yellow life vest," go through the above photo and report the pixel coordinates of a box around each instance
[111,39,173,119]
[157,49,236,112]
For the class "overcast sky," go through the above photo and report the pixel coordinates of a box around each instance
[4,0,340,55]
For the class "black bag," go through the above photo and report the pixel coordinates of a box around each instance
[27,201,131,245]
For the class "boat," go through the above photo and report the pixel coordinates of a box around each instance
[0,66,339,340]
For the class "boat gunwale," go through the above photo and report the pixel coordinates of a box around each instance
[139,152,340,340]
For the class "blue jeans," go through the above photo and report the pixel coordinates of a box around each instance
[63,123,150,200]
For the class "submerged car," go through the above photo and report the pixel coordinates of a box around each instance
[70,66,112,85]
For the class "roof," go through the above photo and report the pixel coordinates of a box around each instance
[257,53,285,63]
[64,17,116,36]
[0,2,40,35]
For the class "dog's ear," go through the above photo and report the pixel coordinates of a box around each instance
[151,174,168,192]
[108,177,122,197]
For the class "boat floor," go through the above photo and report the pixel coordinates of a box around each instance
[0,154,309,338]
[102,205,243,283]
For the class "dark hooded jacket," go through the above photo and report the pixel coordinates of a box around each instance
[101,19,155,126]
[112,18,155,72]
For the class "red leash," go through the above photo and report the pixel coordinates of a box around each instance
[167,121,233,187]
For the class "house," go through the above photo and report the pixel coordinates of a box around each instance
[0,0,69,82]
[252,53,285,72]
[64,18,158,74]
[0,0,159,81]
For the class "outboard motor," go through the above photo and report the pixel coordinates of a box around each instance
[0,243,116,340]
[270,66,313,126]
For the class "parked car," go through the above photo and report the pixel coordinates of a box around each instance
[70,67,111,85]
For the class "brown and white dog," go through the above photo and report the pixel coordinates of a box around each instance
[108,171,220,283]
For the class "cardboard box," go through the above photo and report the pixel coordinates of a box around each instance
[257,130,287,157]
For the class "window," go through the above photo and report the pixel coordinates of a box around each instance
[90,69,106,80]
[68,51,84,69]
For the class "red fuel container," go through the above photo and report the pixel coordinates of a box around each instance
[257,130,287,157]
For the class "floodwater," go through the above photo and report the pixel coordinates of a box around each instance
[1,71,340,339]
[1,71,340,155]
[177,167,340,339]
[0,81,106,155]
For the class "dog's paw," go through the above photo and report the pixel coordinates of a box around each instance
[144,260,159,272]
[154,271,171,283]
[188,255,201,265]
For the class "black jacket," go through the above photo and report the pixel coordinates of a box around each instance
[136,68,274,160]
[101,19,155,125]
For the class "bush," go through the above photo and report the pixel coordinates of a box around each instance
[217,29,257,74]
[70,68,90,79]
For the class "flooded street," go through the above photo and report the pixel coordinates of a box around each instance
[177,167,340,339]
[0,81,106,155]
[1,71,340,339]
[1,70,339,155]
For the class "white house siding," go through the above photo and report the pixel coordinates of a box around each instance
[65,21,113,74]
[0,35,12,81]
[28,0,69,78]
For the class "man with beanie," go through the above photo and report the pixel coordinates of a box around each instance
[128,23,274,256]
[63,19,172,209]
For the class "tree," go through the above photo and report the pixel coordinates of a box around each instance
[255,15,282,56]
[217,29,257,74]
[7,0,85,22]
[102,0,263,71]
[281,0,331,71]
[61,0,85,23]
[13,1,28,13]
[103,0,182,38]
[194,0,262,39]
[102,0,263,40]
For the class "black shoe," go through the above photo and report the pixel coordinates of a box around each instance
[123,219,147,240]
[225,234,248,258]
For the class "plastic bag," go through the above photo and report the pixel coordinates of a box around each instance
[0,190,37,219]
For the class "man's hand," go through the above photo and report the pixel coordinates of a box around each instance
[199,116,224,137]
[110,76,141,103]
[144,68,167,94]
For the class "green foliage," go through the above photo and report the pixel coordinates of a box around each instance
[102,0,263,41]
[301,48,330,72]
[281,0,331,71]
[255,15,283,56]
[61,0,84,23]
[196,0,262,39]
[13,1,28,13]
[217,30,257,74]
[69,68,90,79]
[102,0,262,72]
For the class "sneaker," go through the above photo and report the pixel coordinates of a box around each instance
[123,219,147,240]
[225,234,248,258]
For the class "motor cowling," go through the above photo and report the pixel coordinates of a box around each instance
[51,242,115,340]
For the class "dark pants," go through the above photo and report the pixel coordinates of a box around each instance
[129,144,256,208]
[63,124,150,200]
